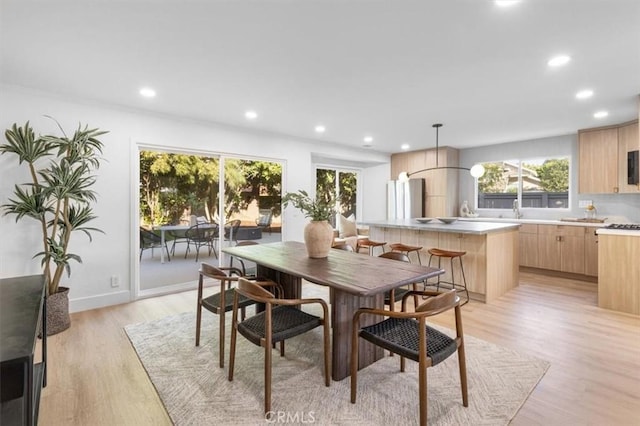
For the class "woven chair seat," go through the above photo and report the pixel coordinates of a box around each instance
[359,317,457,366]
[238,306,322,347]
[202,289,254,314]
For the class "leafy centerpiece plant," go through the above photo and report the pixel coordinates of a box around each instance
[282,190,335,258]
[1,119,107,334]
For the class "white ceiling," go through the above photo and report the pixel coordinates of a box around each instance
[1,0,639,154]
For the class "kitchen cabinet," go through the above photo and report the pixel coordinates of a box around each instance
[518,224,539,268]
[578,120,640,194]
[537,225,585,274]
[390,146,459,217]
[617,120,640,193]
[598,233,640,315]
[584,227,598,277]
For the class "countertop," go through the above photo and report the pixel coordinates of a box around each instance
[361,219,520,235]
[456,217,608,228]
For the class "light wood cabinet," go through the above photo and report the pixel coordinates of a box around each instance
[617,121,640,193]
[584,227,598,277]
[598,233,640,315]
[578,127,619,193]
[536,225,585,274]
[578,120,640,194]
[390,146,459,217]
[519,224,539,268]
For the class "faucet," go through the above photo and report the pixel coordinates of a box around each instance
[513,199,523,219]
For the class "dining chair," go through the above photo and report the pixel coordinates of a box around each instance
[196,263,260,368]
[228,277,331,414]
[378,251,419,312]
[229,240,259,276]
[255,209,273,235]
[332,242,355,252]
[351,289,468,426]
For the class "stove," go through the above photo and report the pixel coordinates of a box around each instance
[606,224,640,230]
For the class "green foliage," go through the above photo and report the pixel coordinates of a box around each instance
[316,169,357,217]
[139,152,282,225]
[478,163,508,193]
[536,158,569,192]
[1,119,106,295]
[282,190,335,221]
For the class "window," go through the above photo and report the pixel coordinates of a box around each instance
[316,167,358,227]
[477,157,569,209]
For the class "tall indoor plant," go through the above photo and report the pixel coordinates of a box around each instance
[282,189,335,258]
[1,119,107,334]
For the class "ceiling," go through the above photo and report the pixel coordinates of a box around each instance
[1,0,639,154]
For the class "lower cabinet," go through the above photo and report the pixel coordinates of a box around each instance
[520,224,597,277]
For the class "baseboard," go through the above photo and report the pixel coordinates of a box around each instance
[69,290,132,313]
[520,266,598,283]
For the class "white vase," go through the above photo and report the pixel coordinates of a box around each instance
[304,220,334,258]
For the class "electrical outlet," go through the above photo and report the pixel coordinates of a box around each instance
[578,200,592,208]
[110,275,120,288]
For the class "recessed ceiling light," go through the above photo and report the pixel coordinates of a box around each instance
[363,136,373,143]
[315,125,326,134]
[575,89,594,99]
[495,0,520,7]
[401,144,410,150]
[593,111,609,119]
[245,110,258,120]
[547,55,571,67]
[139,87,156,98]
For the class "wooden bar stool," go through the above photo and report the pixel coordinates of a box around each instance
[356,239,386,256]
[389,243,423,264]
[427,248,470,305]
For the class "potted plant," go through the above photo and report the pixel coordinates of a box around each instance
[282,189,335,258]
[1,119,107,335]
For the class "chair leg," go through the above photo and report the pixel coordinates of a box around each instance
[264,340,272,414]
[219,308,225,368]
[228,305,238,382]
[458,256,470,306]
[323,320,330,387]
[350,324,359,403]
[280,341,285,357]
[419,361,427,426]
[456,306,469,407]
[195,305,202,346]
[164,244,171,261]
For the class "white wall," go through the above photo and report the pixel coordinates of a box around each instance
[459,134,640,222]
[0,85,390,311]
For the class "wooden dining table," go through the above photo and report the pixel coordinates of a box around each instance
[222,241,444,381]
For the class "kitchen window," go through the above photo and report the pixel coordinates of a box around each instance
[476,157,570,210]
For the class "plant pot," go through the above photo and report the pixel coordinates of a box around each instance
[44,287,71,336]
[304,220,334,258]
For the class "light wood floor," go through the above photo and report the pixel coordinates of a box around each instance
[37,272,640,425]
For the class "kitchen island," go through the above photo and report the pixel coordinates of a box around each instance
[362,219,520,303]
[596,227,640,315]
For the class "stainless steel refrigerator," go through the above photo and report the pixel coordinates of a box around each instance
[387,178,425,219]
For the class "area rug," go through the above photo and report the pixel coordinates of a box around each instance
[125,310,549,425]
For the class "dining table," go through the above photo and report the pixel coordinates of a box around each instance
[222,241,444,381]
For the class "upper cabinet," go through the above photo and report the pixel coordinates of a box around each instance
[578,120,640,194]
[390,146,459,217]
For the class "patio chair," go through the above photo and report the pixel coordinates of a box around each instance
[223,219,241,245]
[255,209,273,234]
[184,223,219,262]
[139,227,171,261]
[351,289,468,426]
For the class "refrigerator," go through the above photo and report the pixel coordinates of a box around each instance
[387,178,425,219]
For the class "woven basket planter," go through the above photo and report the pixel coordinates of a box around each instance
[45,286,71,335]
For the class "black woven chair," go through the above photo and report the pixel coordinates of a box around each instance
[223,219,242,245]
[229,278,331,414]
[350,290,468,426]
[185,223,218,262]
[139,227,170,261]
[229,240,259,276]
[196,263,272,368]
[378,251,419,312]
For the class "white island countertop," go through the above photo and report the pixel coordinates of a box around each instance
[361,219,520,235]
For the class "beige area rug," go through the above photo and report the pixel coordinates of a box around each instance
[125,309,549,426]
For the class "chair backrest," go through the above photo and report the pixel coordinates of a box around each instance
[199,262,230,279]
[333,243,354,252]
[224,220,241,239]
[378,251,410,262]
[416,290,458,315]
[187,223,218,240]
[236,277,276,303]
[256,209,273,226]
[140,227,160,245]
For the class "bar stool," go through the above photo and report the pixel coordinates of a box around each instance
[427,248,470,305]
[357,239,386,256]
[389,243,423,264]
